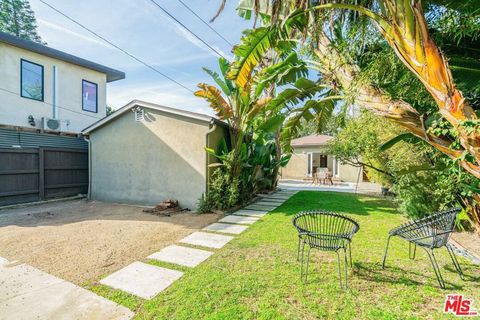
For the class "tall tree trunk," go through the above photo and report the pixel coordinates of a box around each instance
[313,32,480,179]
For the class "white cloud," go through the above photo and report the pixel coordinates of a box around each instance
[37,18,114,49]
[174,26,233,61]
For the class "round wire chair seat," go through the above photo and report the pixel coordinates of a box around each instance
[388,208,460,249]
[382,208,464,289]
[292,211,360,288]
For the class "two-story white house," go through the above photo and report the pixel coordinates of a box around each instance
[0,32,124,206]
[0,31,125,135]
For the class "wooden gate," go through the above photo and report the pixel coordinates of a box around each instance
[0,148,88,206]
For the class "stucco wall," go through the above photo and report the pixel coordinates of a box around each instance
[281,152,308,179]
[89,108,211,210]
[281,145,362,182]
[338,163,363,182]
[0,43,107,133]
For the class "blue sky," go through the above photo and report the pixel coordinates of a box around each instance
[30,0,253,115]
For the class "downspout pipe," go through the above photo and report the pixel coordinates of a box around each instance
[205,121,217,195]
[83,135,92,200]
[52,65,58,119]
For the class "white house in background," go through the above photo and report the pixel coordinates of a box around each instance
[281,134,366,183]
[0,31,125,133]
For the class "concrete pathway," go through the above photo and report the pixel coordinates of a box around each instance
[97,190,297,303]
[278,180,382,195]
[233,209,268,217]
[180,231,234,249]
[148,245,213,268]
[244,204,278,211]
[0,260,133,320]
[218,215,259,225]
[203,223,249,235]
[100,262,183,300]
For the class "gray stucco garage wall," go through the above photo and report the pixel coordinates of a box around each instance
[89,108,213,210]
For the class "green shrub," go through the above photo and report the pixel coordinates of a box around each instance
[197,193,213,214]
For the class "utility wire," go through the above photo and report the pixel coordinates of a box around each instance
[147,0,229,60]
[39,0,194,94]
[0,86,103,119]
[176,0,234,47]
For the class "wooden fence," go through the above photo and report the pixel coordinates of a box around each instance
[0,148,88,206]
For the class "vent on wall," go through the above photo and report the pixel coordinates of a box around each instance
[134,108,145,122]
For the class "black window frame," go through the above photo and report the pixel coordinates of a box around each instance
[20,59,44,102]
[82,79,98,113]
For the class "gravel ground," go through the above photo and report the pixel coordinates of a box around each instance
[0,199,219,285]
[451,232,480,265]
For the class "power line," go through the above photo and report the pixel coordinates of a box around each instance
[38,0,194,94]
[147,0,229,60]
[176,0,234,47]
[0,86,103,119]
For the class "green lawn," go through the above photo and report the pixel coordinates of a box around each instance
[101,191,480,319]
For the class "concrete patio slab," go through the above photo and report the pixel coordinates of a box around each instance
[148,245,213,268]
[219,215,259,225]
[0,263,133,320]
[179,231,234,249]
[233,210,268,217]
[203,223,249,235]
[100,262,183,299]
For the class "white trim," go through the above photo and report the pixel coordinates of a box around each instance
[307,152,313,177]
[82,100,225,134]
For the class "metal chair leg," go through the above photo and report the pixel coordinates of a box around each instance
[347,242,353,268]
[424,248,446,289]
[336,251,343,289]
[343,247,349,289]
[304,246,311,283]
[409,242,417,260]
[300,243,305,280]
[297,237,302,261]
[446,244,464,280]
[382,235,392,269]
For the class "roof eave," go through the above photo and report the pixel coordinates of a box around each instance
[0,31,125,82]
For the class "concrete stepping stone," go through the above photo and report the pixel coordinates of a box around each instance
[234,210,268,217]
[100,262,183,299]
[180,231,234,249]
[148,245,213,268]
[258,198,285,203]
[219,215,259,225]
[258,194,290,200]
[255,201,280,207]
[0,263,133,319]
[275,191,297,195]
[203,223,249,235]
[244,205,277,211]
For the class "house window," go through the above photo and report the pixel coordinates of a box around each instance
[82,80,97,113]
[21,59,44,101]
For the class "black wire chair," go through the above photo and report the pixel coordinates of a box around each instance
[382,208,464,289]
[292,211,360,288]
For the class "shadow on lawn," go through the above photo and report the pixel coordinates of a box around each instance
[353,261,467,290]
[274,191,399,217]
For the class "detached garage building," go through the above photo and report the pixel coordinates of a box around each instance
[82,100,228,210]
